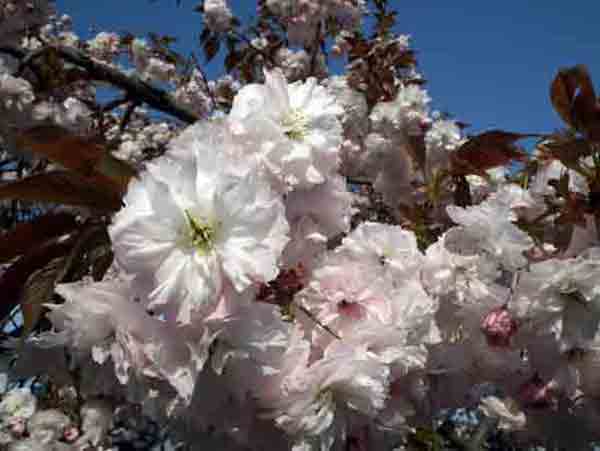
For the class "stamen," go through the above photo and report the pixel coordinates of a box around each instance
[184,209,217,254]
[281,108,309,141]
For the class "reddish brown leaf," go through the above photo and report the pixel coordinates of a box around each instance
[537,134,593,172]
[550,68,580,127]
[570,66,600,141]
[0,212,78,264]
[203,35,221,62]
[555,192,588,228]
[550,65,600,141]
[20,257,65,340]
[94,153,137,194]
[453,175,472,207]
[451,130,535,176]
[17,126,136,193]
[0,238,74,322]
[0,171,122,210]
[17,126,103,175]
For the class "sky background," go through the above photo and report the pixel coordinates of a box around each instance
[54,0,600,135]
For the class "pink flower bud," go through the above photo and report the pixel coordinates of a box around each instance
[481,306,518,347]
[63,426,80,442]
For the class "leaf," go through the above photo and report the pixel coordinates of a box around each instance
[203,35,221,62]
[0,171,122,210]
[0,212,78,264]
[224,50,240,72]
[550,65,600,140]
[58,225,111,283]
[20,257,65,339]
[453,175,472,207]
[537,134,594,173]
[0,237,74,323]
[94,153,137,193]
[16,126,136,193]
[555,192,587,227]
[550,68,580,127]
[91,247,114,281]
[17,126,103,175]
[571,67,600,141]
[451,130,535,176]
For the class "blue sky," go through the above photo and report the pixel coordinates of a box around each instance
[55,0,600,135]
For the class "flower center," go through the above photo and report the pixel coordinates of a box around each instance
[281,108,309,141]
[184,209,217,255]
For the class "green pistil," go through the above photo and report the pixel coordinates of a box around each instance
[184,209,216,254]
[281,108,309,141]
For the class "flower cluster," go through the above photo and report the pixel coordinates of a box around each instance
[263,0,366,45]
[21,61,591,450]
[5,0,600,450]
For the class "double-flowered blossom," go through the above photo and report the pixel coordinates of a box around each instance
[229,69,343,191]
[511,248,600,351]
[46,279,215,404]
[109,118,290,323]
[265,342,390,451]
[446,184,535,271]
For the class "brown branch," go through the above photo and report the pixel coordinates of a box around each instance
[101,96,131,113]
[119,101,140,131]
[55,46,200,124]
[0,45,201,124]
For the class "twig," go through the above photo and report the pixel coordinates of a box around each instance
[55,46,200,123]
[0,45,201,124]
[101,96,131,113]
[228,30,277,67]
[119,101,141,131]
[191,52,216,109]
[294,304,341,340]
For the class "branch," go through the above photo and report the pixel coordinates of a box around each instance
[0,45,201,124]
[56,46,200,124]
[0,46,25,60]
[119,100,141,131]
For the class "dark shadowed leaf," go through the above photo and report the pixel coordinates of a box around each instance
[17,126,103,175]
[17,126,136,193]
[224,50,240,72]
[0,237,74,323]
[570,66,600,141]
[20,256,65,339]
[537,134,594,173]
[550,68,580,127]
[91,247,114,281]
[204,35,221,62]
[59,225,111,283]
[0,212,78,264]
[451,130,535,176]
[0,171,122,210]
[550,65,600,141]
[453,175,472,207]
[555,192,588,228]
[94,153,137,193]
